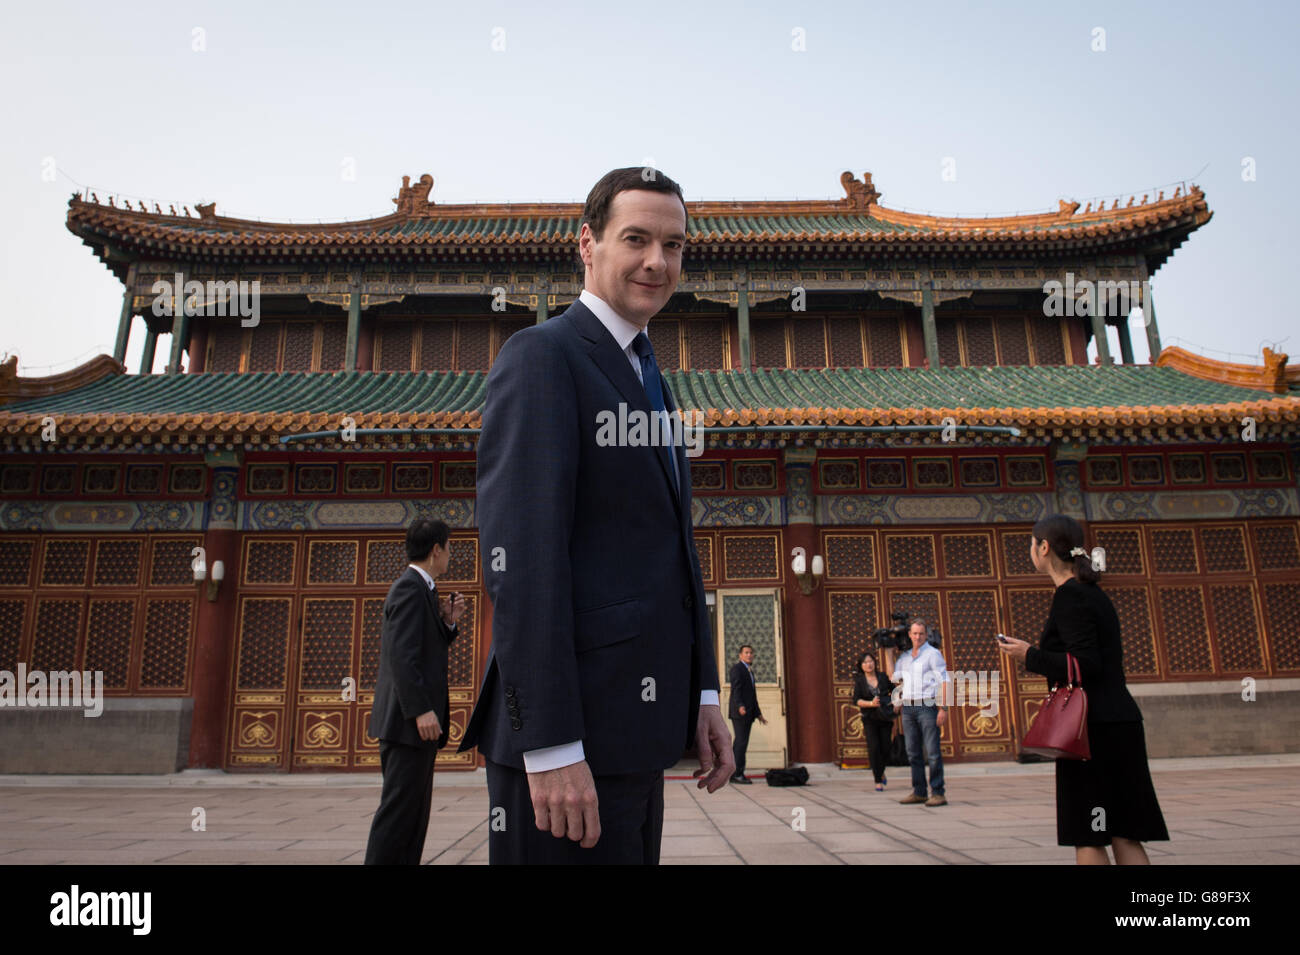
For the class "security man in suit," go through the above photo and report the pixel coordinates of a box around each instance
[461,166,734,864]
[728,644,766,784]
[364,518,466,865]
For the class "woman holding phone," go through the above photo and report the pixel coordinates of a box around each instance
[852,650,895,791]
[996,514,1168,864]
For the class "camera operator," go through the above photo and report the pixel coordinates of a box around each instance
[891,620,950,807]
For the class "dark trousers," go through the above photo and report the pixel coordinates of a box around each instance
[731,717,754,777]
[861,714,893,784]
[485,758,664,864]
[364,739,438,865]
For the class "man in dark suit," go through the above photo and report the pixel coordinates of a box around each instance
[460,166,733,864]
[728,644,765,784]
[364,518,466,865]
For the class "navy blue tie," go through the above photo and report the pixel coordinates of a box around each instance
[632,332,679,494]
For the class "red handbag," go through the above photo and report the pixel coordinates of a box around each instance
[1022,653,1090,760]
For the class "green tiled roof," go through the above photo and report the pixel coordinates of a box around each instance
[377,214,924,239]
[2,365,1287,418]
[668,364,1281,410]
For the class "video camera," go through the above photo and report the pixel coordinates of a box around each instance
[873,610,943,652]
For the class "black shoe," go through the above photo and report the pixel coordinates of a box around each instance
[730,775,752,784]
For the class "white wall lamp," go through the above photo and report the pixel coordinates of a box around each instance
[194,559,225,601]
[790,547,824,596]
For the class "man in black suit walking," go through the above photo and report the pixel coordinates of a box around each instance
[364,519,466,865]
[728,644,765,784]
[461,167,733,864]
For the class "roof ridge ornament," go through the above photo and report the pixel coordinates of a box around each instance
[394,173,436,217]
[839,171,880,211]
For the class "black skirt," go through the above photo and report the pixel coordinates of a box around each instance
[1054,720,1169,847]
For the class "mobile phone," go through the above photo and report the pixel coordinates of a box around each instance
[994,633,1010,644]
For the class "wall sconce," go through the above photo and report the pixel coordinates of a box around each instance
[790,548,824,596]
[194,559,224,601]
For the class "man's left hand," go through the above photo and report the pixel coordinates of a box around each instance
[439,592,467,627]
[758,715,768,726]
[936,708,948,728]
[693,704,734,792]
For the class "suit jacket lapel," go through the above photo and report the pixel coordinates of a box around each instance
[662,377,689,509]
[407,567,445,638]
[568,300,680,506]
[425,584,456,643]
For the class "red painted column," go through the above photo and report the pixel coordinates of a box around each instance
[904,309,926,367]
[357,317,375,371]
[187,321,208,373]
[782,449,834,764]
[1066,318,1087,365]
[187,456,241,768]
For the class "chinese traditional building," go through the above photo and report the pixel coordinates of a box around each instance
[2,170,1298,774]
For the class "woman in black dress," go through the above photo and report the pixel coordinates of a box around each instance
[852,651,895,791]
[997,514,1169,865]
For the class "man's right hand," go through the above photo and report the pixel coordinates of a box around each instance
[527,760,600,848]
[416,710,441,741]
[738,705,746,716]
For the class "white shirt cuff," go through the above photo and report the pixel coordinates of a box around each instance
[522,741,585,773]
[700,690,720,707]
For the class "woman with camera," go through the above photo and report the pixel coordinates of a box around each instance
[997,514,1168,864]
[852,650,896,791]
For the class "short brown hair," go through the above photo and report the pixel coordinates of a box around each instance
[581,166,688,242]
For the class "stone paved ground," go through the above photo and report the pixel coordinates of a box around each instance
[1,755,1297,865]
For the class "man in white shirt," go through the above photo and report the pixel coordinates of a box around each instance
[891,619,950,807]
[461,167,732,863]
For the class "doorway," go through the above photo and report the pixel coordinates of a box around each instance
[712,587,788,769]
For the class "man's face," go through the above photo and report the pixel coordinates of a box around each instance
[740,646,754,665]
[579,189,685,327]
[430,542,451,578]
[909,623,927,648]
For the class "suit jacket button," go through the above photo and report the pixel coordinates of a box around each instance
[682,594,695,610]
[505,685,516,698]
[511,718,522,730]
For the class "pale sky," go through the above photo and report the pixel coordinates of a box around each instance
[2,0,1295,374]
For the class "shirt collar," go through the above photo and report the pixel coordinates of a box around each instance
[408,563,435,591]
[580,289,644,353]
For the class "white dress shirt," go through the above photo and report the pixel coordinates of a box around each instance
[408,563,436,590]
[579,288,647,384]
[891,642,949,704]
[522,291,718,774]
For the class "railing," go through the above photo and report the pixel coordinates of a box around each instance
[6,345,115,377]
[1164,336,1287,366]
